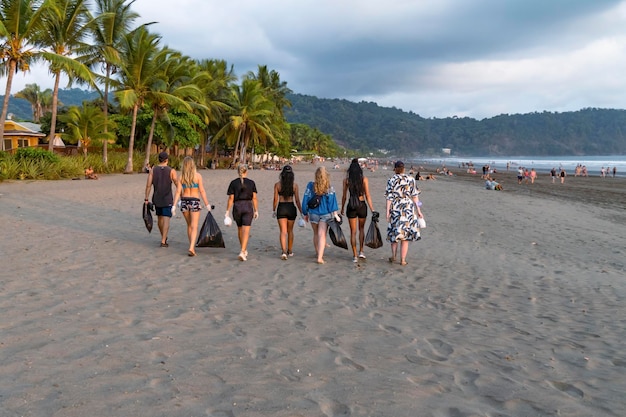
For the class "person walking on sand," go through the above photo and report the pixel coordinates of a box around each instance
[302,166,340,264]
[551,167,557,183]
[560,168,567,184]
[173,156,211,257]
[517,166,524,184]
[272,165,303,260]
[145,152,177,247]
[225,164,258,261]
[341,158,376,263]
[385,160,423,266]
[530,168,537,184]
[613,166,617,178]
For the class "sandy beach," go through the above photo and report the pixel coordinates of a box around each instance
[1,162,625,416]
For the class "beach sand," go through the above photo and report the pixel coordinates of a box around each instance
[1,162,625,416]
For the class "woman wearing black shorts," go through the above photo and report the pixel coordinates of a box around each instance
[226,164,258,261]
[272,165,303,260]
[341,158,376,263]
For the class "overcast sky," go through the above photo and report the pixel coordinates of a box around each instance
[7,0,626,120]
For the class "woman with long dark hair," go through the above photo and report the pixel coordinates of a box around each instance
[273,165,303,259]
[341,158,375,262]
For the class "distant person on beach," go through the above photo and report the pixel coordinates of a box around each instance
[560,168,566,184]
[613,166,617,178]
[173,156,211,257]
[272,165,303,260]
[226,164,258,262]
[341,158,376,263]
[518,167,524,184]
[144,152,177,247]
[84,166,98,180]
[550,167,557,183]
[302,166,340,264]
[530,168,537,184]
[385,161,423,266]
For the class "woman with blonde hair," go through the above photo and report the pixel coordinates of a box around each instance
[173,156,211,257]
[302,166,340,264]
[226,164,258,261]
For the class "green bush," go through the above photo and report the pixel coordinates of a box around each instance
[15,147,60,163]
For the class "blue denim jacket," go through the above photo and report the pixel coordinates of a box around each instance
[302,181,338,216]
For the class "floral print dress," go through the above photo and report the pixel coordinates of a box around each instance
[385,173,420,242]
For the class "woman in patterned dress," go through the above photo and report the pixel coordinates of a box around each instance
[385,160,423,266]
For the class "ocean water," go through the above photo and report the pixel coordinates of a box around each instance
[416,155,626,177]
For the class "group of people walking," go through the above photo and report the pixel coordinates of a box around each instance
[145,154,424,265]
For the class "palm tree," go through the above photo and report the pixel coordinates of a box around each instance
[113,25,162,173]
[141,50,204,169]
[14,82,42,121]
[0,0,45,151]
[60,100,115,157]
[37,0,96,151]
[80,0,141,164]
[214,78,276,165]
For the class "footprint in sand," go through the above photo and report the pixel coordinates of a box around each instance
[550,381,584,398]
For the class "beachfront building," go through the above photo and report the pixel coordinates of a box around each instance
[1,120,46,152]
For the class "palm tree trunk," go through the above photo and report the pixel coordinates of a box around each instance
[47,72,62,152]
[0,61,17,152]
[143,111,158,169]
[102,64,111,165]
[125,104,140,173]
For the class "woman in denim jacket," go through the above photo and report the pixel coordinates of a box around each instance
[302,166,340,264]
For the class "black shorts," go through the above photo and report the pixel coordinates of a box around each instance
[346,200,367,219]
[276,202,297,220]
[233,200,254,226]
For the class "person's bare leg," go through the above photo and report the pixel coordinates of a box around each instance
[278,218,288,254]
[358,217,366,255]
[349,217,358,258]
[286,219,295,254]
[316,221,328,263]
[187,211,200,254]
[239,225,251,253]
[311,223,319,256]
[400,240,409,265]
[158,216,170,245]
[389,241,397,262]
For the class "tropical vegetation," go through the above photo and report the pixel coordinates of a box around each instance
[0,0,341,179]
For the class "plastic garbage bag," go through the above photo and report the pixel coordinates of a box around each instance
[365,211,383,249]
[143,201,154,233]
[327,218,348,250]
[196,211,225,248]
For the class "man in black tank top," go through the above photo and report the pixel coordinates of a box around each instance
[145,152,178,247]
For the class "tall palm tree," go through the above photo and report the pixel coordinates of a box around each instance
[80,0,141,164]
[141,50,204,169]
[37,0,95,151]
[214,78,276,165]
[113,25,162,173]
[14,82,42,121]
[0,0,45,151]
[60,100,115,157]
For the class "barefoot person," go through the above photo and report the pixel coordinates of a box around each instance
[144,152,177,247]
[173,157,211,257]
[225,164,258,261]
[341,158,375,263]
[302,166,340,264]
[272,165,303,260]
[385,160,423,266]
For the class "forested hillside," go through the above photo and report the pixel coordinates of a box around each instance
[5,89,626,156]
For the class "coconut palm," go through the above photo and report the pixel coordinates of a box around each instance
[37,0,96,151]
[113,25,162,173]
[214,78,276,165]
[14,82,43,121]
[60,100,115,157]
[141,50,205,169]
[0,0,46,151]
[80,0,141,164]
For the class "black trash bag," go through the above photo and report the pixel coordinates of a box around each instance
[143,201,154,233]
[196,211,225,248]
[365,212,383,249]
[327,218,348,250]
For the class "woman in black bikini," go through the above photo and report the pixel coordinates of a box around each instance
[341,158,376,263]
[173,156,210,256]
[273,165,303,260]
